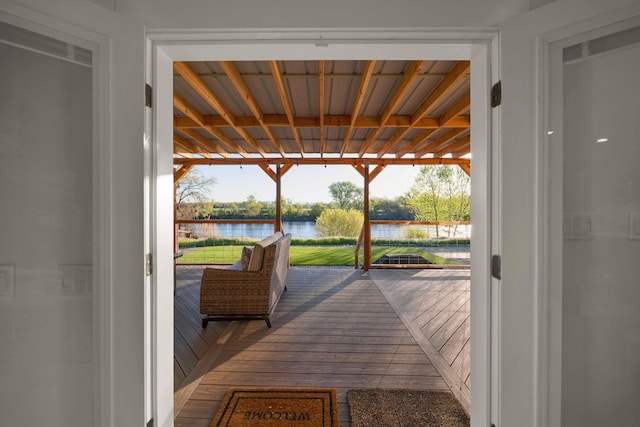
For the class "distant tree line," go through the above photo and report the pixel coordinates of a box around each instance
[177,195,414,222]
[175,166,470,233]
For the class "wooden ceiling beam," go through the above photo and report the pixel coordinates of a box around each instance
[173,94,206,127]
[351,163,365,177]
[341,60,376,157]
[369,164,386,181]
[174,157,470,167]
[394,129,436,158]
[452,146,471,158]
[174,132,213,158]
[430,131,468,155]
[377,128,411,158]
[439,94,470,127]
[258,164,278,182]
[203,126,251,158]
[356,61,427,157]
[179,129,230,158]
[219,61,285,157]
[174,114,469,130]
[410,61,470,125]
[269,61,304,155]
[174,164,194,182]
[458,163,471,176]
[380,60,428,125]
[434,135,470,158]
[174,62,235,125]
[319,60,325,157]
[174,61,267,157]
[415,128,466,158]
[174,94,248,157]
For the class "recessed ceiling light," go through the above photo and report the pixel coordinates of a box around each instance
[596,138,609,143]
[547,131,555,135]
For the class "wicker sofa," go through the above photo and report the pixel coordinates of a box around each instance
[200,232,291,328]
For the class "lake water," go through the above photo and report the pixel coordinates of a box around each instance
[191,221,470,240]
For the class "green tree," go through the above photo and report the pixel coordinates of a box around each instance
[315,208,364,238]
[175,168,217,219]
[244,195,263,217]
[328,181,363,210]
[406,165,470,237]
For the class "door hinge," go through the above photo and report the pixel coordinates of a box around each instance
[145,83,152,108]
[145,253,153,276]
[147,418,154,427]
[491,254,502,280]
[491,80,502,107]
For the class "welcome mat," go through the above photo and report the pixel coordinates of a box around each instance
[347,389,469,427]
[211,388,340,427]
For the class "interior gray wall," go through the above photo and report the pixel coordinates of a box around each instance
[562,41,640,425]
[0,42,93,426]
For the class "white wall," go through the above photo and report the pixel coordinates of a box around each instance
[0,42,93,425]
[562,41,640,426]
[116,0,530,29]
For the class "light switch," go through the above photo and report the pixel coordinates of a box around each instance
[564,214,593,240]
[60,265,92,295]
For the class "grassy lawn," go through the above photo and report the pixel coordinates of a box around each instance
[178,245,456,266]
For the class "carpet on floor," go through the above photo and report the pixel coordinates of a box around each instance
[210,387,340,427]
[347,388,469,427]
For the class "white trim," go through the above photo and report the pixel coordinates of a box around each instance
[0,2,113,426]
[489,32,502,427]
[148,27,497,427]
[469,38,494,427]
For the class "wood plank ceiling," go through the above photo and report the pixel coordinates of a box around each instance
[173,60,470,173]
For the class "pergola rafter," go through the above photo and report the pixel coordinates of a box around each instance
[173,59,470,162]
[219,61,285,156]
[341,60,376,157]
[269,61,305,156]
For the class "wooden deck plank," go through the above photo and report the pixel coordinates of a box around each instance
[369,269,471,411]
[441,315,471,366]
[421,292,470,340]
[174,266,471,425]
[174,328,198,378]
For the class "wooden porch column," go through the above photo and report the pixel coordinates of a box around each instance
[363,163,371,271]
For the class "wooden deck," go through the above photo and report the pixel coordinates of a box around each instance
[173,266,471,426]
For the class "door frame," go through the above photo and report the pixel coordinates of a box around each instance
[147,28,499,426]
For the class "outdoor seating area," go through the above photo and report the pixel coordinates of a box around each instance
[199,232,291,328]
[174,264,470,426]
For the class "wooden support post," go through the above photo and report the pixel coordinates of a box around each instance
[363,163,371,271]
[275,164,283,233]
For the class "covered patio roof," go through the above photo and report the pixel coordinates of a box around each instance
[173,59,471,174]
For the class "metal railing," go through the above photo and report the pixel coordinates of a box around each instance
[176,219,277,265]
[175,218,470,268]
[355,220,471,270]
